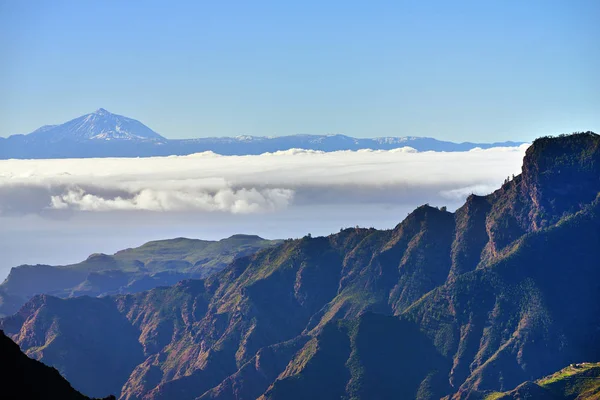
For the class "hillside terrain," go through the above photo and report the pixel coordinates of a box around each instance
[486,362,600,399]
[1,132,598,399]
[1,329,115,400]
[0,235,279,317]
[0,109,524,159]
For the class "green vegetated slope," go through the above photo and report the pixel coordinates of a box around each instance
[0,235,279,317]
[2,132,599,400]
[0,329,116,400]
[486,362,600,399]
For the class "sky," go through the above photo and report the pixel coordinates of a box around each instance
[0,145,527,279]
[1,0,599,142]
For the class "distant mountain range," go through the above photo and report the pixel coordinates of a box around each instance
[2,132,598,400]
[0,109,524,159]
[0,235,279,318]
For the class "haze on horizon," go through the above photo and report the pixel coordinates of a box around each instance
[0,144,527,281]
[0,1,597,281]
[1,0,599,142]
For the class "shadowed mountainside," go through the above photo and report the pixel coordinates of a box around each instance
[1,329,116,400]
[2,132,598,399]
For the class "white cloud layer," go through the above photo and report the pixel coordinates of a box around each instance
[0,145,529,215]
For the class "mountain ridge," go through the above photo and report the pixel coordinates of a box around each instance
[0,109,525,159]
[0,235,280,318]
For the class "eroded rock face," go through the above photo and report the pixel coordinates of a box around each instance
[3,133,599,400]
[521,132,600,220]
[2,294,144,398]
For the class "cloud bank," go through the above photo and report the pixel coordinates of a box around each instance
[0,145,529,215]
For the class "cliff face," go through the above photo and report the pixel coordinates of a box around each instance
[2,132,599,400]
[484,132,600,256]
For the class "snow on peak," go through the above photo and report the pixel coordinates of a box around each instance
[235,135,255,141]
[94,108,111,115]
[26,109,166,142]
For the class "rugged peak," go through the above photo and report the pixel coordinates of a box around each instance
[392,204,451,231]
[463,193,488,206]
[521,132,599,184]
[521,132,600,222]
[473,132,600,257]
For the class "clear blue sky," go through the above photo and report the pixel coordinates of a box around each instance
[1,0,598,141]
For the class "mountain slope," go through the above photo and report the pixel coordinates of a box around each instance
[259,313,451,400]
[0,235,279,317]
[1,132,598,400]
[486,362,600,399]
[26,108,165,142]
[407,193,600,398]
[0,109,525,159]
[0,328,115,400]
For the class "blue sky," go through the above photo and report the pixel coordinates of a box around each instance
[1,0,598,141]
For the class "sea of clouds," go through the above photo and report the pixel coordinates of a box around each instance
[0,145,529,215]
[0,145,530,279]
